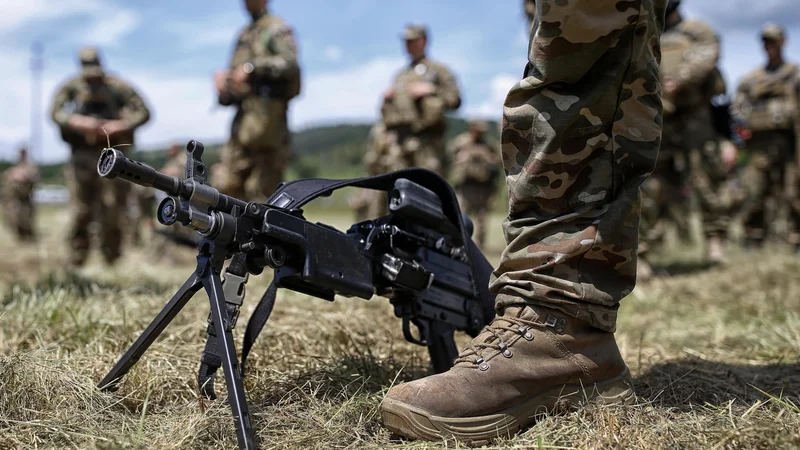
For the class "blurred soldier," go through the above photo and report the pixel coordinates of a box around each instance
[152,144,199,248]
[448,120,500,249]
[523,0,536,30]
[639,0,722,271]
[215,0,301,202]
[380,24,461,176]
[733,23,800,247]
[2,147,39,242]
[351,122,390,222]
[51,47,150,266]
[128,184,155,246]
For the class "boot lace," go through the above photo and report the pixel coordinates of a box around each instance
[454,314,539,367]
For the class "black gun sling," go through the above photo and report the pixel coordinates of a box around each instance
[197,169,489,399]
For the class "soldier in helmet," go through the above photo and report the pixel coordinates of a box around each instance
[734,23,800,247]
[447,120,500,249]
[215,0,301,202]
[2,147,40,242]
[51,46,151,266]
[380,24,462,176]
[639,0,725,271]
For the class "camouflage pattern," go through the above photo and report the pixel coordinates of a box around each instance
[448,125,501,249]
[352,122,391,221]
[734,61,800,244]
[128,184,155,245]
[51,66,150,266]
[218,9,300,202]
[2,153,39,241]
[641,17,721,251]
[489,0,666,333]
[381,55,461,175]
[690,138,746,240]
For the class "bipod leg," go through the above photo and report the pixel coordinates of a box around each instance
[99,273,203,391]
[203,269,256,450]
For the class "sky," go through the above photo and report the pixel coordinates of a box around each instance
[0,0,799,163]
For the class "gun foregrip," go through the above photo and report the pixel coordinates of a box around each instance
[98,148,185,197]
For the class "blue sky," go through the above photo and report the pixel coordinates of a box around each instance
[1,0,799,163]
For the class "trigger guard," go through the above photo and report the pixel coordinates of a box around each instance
[402,317,427,346]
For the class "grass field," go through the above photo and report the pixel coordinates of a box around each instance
[1,206,799,449]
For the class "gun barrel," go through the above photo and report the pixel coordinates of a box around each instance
[98,148,187,196]
[97,148,248,214]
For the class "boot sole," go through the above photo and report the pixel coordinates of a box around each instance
[381,367,635,444]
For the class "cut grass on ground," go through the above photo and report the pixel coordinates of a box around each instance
[0,207,798,449]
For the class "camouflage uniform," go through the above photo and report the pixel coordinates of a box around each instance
[448,122,500,249]
[380,25,461,176]
[733,25,800,245]
[217,8,301,202]
[640,16,721,254]
[351,122,390,222]
[490,0,666,332]
[2,149,39,242]
[51,48,150,266]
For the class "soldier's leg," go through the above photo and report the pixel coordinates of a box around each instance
[251,143,289,202]
[67,150,100,266]
[19,200,36,241]
[99,178,130,264]
[739,154,770,246]
[382,0,663,441]
[218,140,252,201]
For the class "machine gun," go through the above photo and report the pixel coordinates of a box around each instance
[95,140,496,449]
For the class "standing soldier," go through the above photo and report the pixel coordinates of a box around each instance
[733,23,800,247]
[215,0,301,202]
[448,120,500,250]
[51,47,150,267]
[380,24,462,176]
[639,0,722,271]
[2,147,39,242]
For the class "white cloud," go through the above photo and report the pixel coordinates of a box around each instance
[464,74,517,120]
[290,56,403,128]
[323,45,343,63]
[82,9,141,48]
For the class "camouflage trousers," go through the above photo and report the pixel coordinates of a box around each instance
[367,128,446,218]
[739,131,800,244]
[218,104,291,202]
[456,182,495,250]
[2,198,36,242]
[639,150,692,253]
[690,141,747,239]
[489,0,664,333]
[66,148,131,266]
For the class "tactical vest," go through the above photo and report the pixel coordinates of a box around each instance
[382,60,445,132]
[660,25,721,116]
[740,64,799,132]
[59,77,130,148]
[231,13,301,101]
[451,138,499,186]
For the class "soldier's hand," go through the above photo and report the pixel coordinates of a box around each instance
[214,70,230,95]
[408,81,436,99]
[663,77,677,97]
[720,140,738,170]
[102,120,131,137]
[67,114,102,133]
[231,65,250,86]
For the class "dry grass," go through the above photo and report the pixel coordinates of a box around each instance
[1,207,799,449]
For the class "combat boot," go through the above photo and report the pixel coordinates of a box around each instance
[381,304,634,443]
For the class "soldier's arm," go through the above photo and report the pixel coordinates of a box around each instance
[50,81,75,127]
[435,66,462,111]
[675,21,720,92]
[249,23,299,80]
[731,76,752,123]
[116,80,151,129]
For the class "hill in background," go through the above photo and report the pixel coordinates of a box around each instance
[0,117,500,185]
